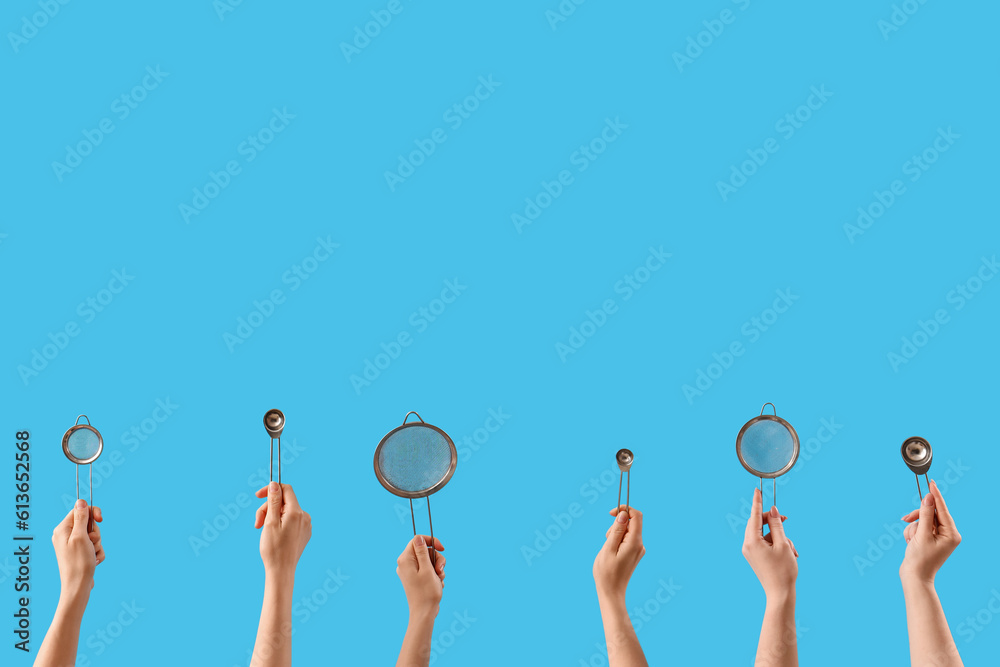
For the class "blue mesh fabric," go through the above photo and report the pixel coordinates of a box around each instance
[378,426,453,493]
[739,420,794,475]
[67,428,101,461]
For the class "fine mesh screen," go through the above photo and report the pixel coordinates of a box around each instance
[377,426,454,494]
[739,419,795,475]
[66,428,101,462]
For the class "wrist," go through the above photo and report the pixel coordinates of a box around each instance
[596,590,628,615]
[264,568,296,590]
[407,605,439,627]
[900,571,936,593]
[764,588,796,609]
[57,587,90,616]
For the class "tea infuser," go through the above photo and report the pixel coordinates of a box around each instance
[264,409,285,484]
[61,415,103,532]
[736,403,799,507]
[374,411,457,563]
[901,436,932,498]
[616,448,633,516]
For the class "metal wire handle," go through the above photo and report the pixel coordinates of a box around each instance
[617,470,630,519]
[760,403,777,416]
[408,497,437,565]
[270,436,281,485]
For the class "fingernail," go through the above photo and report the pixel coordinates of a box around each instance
[416,535,426,546]
[769,506,778,518]
[922,493,933,506]
[616,511,627,524]
[75,499,86,509]
[269,481,279,493]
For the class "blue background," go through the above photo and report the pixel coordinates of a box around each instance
[3,0,998,665]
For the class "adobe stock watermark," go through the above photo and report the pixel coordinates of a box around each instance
[52,66,169,182]
[725,417,844,533]
[223,236,339,353]
[578,578,682,666]
[213,0,252,21]
[384,76,501,192]
[544,0,589,31]
[7,0,73,54]
[853,459,969,575]
[511,117,628,234]
[339,0,414,62]
[17,268,135,386]
[671,0,753,73]
[188,439,307,556]
[179,107,295,223]
[429,611,477,665]
[555,246,670,362]
[682,288,799,404]
[886,255,996,372]
[957,588,1000,644]
[878,0,931,40]
[843,127,959,244]
[79,600,145,662]
[350,278,467,395]
[716,85,833,202]
[394,407,510,525]
[521,461,621,567]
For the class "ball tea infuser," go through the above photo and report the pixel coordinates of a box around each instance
[61,415,103,532]
[264,409,285,484]
[901,436,933,498]
[616,449,633,516]
[374,411,457,563]
[736,403,799,508]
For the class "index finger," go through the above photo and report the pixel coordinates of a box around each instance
[280,484,301,511]
[622,508,643,551]
[744,487,763,541]
[53,507,75,538]
[929,480,956,530]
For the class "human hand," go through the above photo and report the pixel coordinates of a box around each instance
[52,500,105,600]
[742,488,797,601]
[900,479,961,585]
[396,535,446,618]
[254,482,312,576]
[593,506,645,604]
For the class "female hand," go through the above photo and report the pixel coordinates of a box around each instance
[742,489,797,600]
[900,479,961,584]
[593,506,645,603]
[254,482,312,575]
[396,535,446,618]
[51,500,104,598]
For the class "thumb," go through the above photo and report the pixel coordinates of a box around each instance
[265,481,282,527]
[602,511,629,554]
[70,499,90,539]
[766,506,787,545]
[916,492,935,541]
[413,535,432,571]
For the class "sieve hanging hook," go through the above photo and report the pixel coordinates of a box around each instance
[760,403,776,416]
[616,449,633,518]
[403,411,425,425]
[62,415,103,533]
[264,409,285,485]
